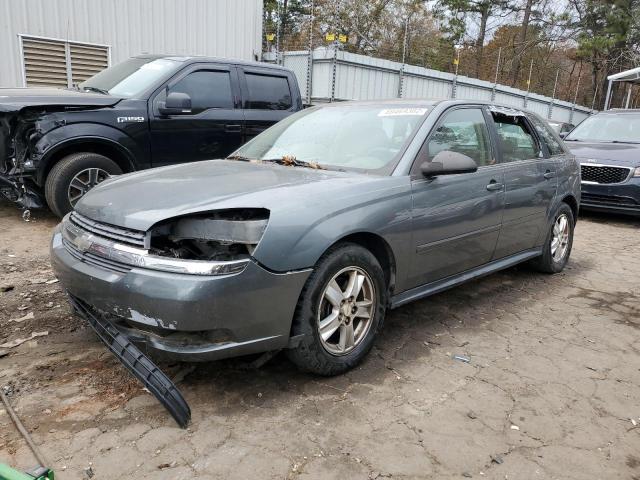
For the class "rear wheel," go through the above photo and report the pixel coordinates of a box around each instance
[287,243,387,376]
[45,152,122,217]
[530,203,574,273]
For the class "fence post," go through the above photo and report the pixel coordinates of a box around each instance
[491,47,501,102]
[569,73,581,124]
[523,59,533,108]
[305,0,314,104]
[330,44,338,102]
[547,70,559,119]
[451,47,460,99]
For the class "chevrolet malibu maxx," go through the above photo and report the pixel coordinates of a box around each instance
[51,100,580,376]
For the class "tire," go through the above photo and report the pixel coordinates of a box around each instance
[286,243,388,376]
[45,152,122,217]
[530,203,575,273]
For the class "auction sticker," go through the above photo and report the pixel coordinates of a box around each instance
[378,108,428,117]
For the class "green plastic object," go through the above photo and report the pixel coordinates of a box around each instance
[0,464,54,480]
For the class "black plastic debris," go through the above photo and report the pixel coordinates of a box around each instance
[68,296,191,428]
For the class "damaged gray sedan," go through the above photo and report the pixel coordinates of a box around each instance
[51,100,580,377]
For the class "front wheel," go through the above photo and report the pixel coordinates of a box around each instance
[286,243,388,376]
[45,152,122,217]
[530,203,575,273]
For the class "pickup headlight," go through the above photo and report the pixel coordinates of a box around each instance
[62,209,269,276]
[633,167,640,177]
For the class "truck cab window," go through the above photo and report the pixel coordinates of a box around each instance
[245,73,292,110]
[167,70,233,113]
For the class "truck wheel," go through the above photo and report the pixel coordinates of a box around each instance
[530,203,575,273]
[286,243,388,376]
[45,152,122,217]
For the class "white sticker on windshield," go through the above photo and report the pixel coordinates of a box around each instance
[378,108,428,117]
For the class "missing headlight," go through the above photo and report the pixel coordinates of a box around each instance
[149,209,269,261]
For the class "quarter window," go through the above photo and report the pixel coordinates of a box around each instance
[529,115,566,156]
[168,70,233,113]
[424,108,493,168]
[491,113,540,162]
[245,73,292,110]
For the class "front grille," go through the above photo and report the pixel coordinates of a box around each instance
[63,238,132,274]
[70,212,147,248]
[581,165,631,184]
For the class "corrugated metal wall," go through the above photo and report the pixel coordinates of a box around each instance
[284,48,592,124]
[0,0,263,87]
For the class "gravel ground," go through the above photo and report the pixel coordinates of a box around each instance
[1,199,639,480]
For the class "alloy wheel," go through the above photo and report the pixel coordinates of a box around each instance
[68,168,110,206]
[551,213,570,262]
[317,266,376,356]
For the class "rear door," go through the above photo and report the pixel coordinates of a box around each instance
[408,106,505,288]
[149,64,243,167]
[238,67,299,142]
[488,108,558,258]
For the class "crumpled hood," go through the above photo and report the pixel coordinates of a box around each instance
[565,141,640,168]
[76,160,381,231]
[0,87,120,112]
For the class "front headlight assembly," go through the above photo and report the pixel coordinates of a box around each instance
[62,209,269,276]
[633,167,640,177]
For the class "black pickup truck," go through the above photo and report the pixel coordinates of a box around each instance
[0,55,303,217]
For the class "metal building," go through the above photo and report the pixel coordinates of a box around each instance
[0,0,263,88]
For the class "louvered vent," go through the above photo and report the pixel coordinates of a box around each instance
[21,36,109,88]
[22,37,68,87]
[70,44,109,84]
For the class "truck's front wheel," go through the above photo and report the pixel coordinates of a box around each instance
[45,153,122,217]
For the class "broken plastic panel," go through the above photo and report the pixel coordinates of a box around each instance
[68,295,191,428]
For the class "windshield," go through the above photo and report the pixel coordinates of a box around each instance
[566,113,640,143]
[79,58,182,98]
[232,105,428,172]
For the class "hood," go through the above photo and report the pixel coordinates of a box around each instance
[0,87,120,112]
[565,141,640,168]
[76,160,382,231]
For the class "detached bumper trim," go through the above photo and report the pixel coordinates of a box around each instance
[69,295,191,428]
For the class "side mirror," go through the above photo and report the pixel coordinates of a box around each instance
[421,151,478,177]
[558,131,568,139]
[158,92,192,116]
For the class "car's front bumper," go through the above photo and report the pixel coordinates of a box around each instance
[580,178,640,216]
[51,227,311,361]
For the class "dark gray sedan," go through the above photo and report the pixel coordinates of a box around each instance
[51,100,580,376]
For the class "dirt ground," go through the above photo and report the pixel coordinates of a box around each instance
[0,199,639,480]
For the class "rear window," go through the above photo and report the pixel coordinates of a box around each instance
[245,73,292,110]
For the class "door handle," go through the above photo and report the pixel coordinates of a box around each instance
[225,124,242,132]
[544,170,555,180]
[486,181,504,192]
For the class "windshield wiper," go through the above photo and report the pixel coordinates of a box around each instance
[82,86,109,95]
[610,140,640,144]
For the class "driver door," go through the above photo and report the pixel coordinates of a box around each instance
[408,106,505,288]
[149,65,243,167]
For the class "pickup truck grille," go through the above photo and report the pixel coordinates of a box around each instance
[581,165,631,184]
[69,212,147,248]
